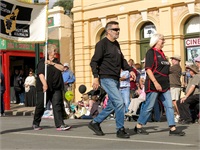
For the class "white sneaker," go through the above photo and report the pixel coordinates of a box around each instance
[174,115,180,123]
[0,113,5,117]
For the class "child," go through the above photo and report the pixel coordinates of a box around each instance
[126,78,146,116]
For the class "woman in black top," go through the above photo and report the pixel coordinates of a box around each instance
[32,44,71,131]
[134,33,185,136]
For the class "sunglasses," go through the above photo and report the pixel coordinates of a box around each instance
[110,28,120,32]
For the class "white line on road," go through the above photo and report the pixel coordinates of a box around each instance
[13,132,195,147]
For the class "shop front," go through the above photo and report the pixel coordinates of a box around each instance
[0,38,59,110]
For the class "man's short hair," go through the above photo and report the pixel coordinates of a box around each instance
[105,21,119,32]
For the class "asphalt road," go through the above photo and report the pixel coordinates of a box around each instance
[0,116,199,150]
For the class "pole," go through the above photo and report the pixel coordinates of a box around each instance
[44,0,49,108]
[34,0,39,74]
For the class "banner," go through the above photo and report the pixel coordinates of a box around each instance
[0,0,47,42]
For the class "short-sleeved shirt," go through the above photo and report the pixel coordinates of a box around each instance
[186,74,200,95]
[169,64,182,88]
[145,48,170,93]
[36,58,64,92]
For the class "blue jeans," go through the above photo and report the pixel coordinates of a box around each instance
[19,92,25,103]
[146,100,161,122]
[138,90,175,126]
[120,87,130,113]
[93,78,125,130]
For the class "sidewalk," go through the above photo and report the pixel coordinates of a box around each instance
[4,104,35,116]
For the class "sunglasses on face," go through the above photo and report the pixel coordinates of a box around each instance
[110,28,120,32]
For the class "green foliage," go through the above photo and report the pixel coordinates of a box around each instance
[52,0,73,11]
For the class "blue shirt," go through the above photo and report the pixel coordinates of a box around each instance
[62,70,75,84]
[120,70,130,88]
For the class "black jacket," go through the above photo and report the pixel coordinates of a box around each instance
[90,37,132,81]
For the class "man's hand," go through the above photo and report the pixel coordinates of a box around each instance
[130,71,136,81]
[92,78,99,90]
[43,84,48,92]
[180,97,187,103]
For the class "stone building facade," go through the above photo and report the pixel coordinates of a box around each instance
[71,0,200,99]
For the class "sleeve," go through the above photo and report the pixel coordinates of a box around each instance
[62,72,70,83]
[121,52,132,72]
[145,49,154,70]
[37,59,45,75]
[90,41,104,78]
[192,74,200,86]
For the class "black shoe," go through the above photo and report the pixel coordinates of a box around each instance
[134,126,149,135]
[169,129,185,136]
[116,127,130,138]
[88,121,105,136]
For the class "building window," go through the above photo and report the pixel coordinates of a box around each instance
[185,16,200,34]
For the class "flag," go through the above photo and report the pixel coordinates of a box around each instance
[0,0,47,42]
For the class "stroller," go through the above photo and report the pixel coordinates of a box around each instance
[75,85,107,119]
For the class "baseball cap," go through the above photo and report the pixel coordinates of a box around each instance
[63,63,69,68]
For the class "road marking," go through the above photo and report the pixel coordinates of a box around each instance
[13,132,195,147]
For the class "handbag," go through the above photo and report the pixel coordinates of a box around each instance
[14,86,22,92]
[25,86,30,92]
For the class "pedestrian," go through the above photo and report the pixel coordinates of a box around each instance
[128,59,138,98]
[24,71,36,107]
[119,70,130,114]
[194,56,200,72]
[62,63,75,93]
[177,65,200,124]
[0,72,6,117]
[32,44,71,131]
[89,21,136,138]
[134,33,185,136]
[169,55,182,122]
[62,62,75,109]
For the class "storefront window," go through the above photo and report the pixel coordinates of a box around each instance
[184,15,200,63]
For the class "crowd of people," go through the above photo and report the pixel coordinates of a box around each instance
[87,21,199,138]
[1,21,199,140]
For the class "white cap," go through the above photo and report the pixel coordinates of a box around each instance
[141,58,145,63]
[63,63,69,68]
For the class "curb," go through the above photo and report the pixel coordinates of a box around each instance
[4,110,34,116]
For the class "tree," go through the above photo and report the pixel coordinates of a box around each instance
[52,0,73,16]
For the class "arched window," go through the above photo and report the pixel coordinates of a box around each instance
[185,15,200,34]
[140,22,156,60]
[100,30,106,40]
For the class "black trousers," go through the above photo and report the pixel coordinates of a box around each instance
[177,94,199,121]
[33,90,65,128]
[0,91,4,114]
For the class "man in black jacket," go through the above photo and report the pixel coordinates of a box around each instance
[88,21,136,138]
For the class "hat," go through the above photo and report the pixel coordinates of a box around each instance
[185,61,193,67]
[170,55,181,61]
[186,65,199,74]
[141,58,145,63]
[63,63,69,68]
[194,56,200,62]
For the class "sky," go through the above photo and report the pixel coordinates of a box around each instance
[38,0,58,9]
